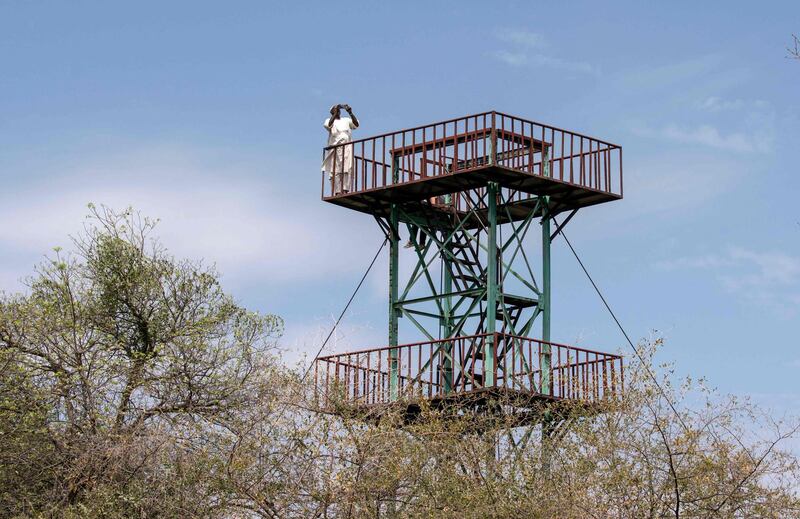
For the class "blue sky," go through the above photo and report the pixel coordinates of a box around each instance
[1,1,799,409]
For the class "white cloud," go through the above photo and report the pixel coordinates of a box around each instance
[633,123,772,153]
[496,28,545,49]
[620,152,744,216]
[489,29,596,75]
[698,96,744,112]
[655,255,735,271]
[528,54,595,74]
[656,248,800,286]
[491,50,528,67]
[488,50,596,74]
[697,97,770,113]
[0,146,380,292]
[618,54,753,98]
[721,247,800,290]
[655,247,800,315]
[280,316,385,368]
[620,55,725,89]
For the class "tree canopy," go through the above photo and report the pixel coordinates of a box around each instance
[1,207,798,518]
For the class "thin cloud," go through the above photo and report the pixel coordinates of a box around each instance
[617,152,745,217]
[496,28,545,48]
[0,146,379,292]
[657,247,800,286]
[528,54,595,74]
[655,255,736,271]
[491,50,528,67]
[633,123,772,153]
[620,55,725,89]
[489,28,597,75]
[280,317,384,367]
[655,247,800,315]
[698,96,744,112]
[722,248,800,289]
[697,96,771,113]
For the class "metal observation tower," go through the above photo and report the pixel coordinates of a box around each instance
[314,111,624,428]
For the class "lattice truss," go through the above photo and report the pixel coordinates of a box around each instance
[372,184,559,395]
[314,111,624,426]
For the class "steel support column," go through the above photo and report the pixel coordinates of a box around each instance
[541,153,555,473]
[541,146,553,395]
[442,193,454,395]
[485,182,499,386]
[442,239,454,393]
[389,205,400,401]
[541,204,552,395]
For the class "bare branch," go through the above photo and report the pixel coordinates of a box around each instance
[789,34,800,60]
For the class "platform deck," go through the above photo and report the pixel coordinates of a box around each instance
[321,111,622,224]
[320,386,610,428]
[324,164,621,224]
[314,333,623,427]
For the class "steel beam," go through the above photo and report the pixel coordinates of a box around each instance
[442,239,454,393]
[485,182,499,386]
[389,203,400,401]
[541,204,552,395]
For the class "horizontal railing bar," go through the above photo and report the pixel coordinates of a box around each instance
[494,111,622,148]
[323,110,620,151]
[323,111,495,149]
[388,128,489,156]
[499,333,623,358]
[318,359,442,386]
[354,156,393,170]
[315,333,493,360]
[316,332,621,361]
[387,127,541,158]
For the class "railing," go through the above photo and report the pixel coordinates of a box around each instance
[314,333,623,409]
[321,111,622,199]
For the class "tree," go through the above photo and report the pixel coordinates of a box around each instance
[200,340,800,518]
[2,207,798,517]
[0,205,284,517]
[255,341,800,518]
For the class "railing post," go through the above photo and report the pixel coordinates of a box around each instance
[489,111,497,166]
[313,360,319,408]
[321,149,326,199]
[619,148,624,198]
[391,153,400,184]
[543,141,551,179]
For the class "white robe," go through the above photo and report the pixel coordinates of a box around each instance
[322,116,357,195]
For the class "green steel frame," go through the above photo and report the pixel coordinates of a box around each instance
[379,172,554,400]
[317,110,624,462]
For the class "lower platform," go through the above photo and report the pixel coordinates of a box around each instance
[313,333,623,427]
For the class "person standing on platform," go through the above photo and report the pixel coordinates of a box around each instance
[322,104,359,196]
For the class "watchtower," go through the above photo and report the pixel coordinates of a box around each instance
[314,111,623,427]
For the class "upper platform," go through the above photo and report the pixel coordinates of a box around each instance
[321,111,623,221]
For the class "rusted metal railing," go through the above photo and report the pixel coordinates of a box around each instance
[321,111,622,199]
[313,333,623,408]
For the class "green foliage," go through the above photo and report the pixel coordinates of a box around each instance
[0,206,284,517]
[1,206,798,518]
